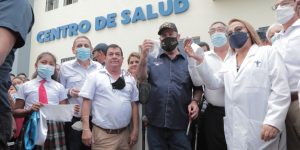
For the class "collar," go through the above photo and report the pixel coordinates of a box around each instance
[246,44,259,58]
[37,75,51,82]
[72,59,95,68]
[207,49,233,61]
[285,19,300,34]
[99,68,126,77]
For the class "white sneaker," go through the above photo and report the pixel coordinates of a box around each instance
[71,121,83,131]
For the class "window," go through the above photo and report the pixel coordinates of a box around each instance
[46,0,59,11]
[64,0,78,6]
[61,57,75,63]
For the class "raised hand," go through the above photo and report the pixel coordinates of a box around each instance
[184,38,195,57]
[141,39,154,58]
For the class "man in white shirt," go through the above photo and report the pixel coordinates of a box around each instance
[80,44,139,150]
[189,21,232,150]
[273,0,300,149]
[59,36,102,150]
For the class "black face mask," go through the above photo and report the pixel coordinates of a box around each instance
[111,77,126,90]
[161,37,178,52]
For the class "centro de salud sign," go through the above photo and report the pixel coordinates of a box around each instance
[36,0,190,43]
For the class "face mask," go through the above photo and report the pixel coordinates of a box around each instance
[161,37,178,52]
[271,32,281,44]
[111,76,126,90]
[76,47,91,61]
[229,32,248,49]
[15,84,21,91]
[37,64,55,80]
[276,5,295,24]
[211,32,227,47]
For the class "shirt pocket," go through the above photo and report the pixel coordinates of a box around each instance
[67,75,83,88]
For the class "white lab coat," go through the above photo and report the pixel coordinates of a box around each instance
[191,44,290,150]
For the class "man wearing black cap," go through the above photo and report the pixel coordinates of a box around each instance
[93,43,108,66]
[137,22,200,150]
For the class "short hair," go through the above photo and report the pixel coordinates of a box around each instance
[107,44,123,57]
[228,18,262,51]
[198,42,210,51]
[265,23,283,41]
[17,73,27,78]
[72,36,92,49]
[209,21,227,29]
[127,52,140,64]
[10,73,15,77]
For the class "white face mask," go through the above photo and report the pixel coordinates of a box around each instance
[276,5,295,24]
[271,32,281,44]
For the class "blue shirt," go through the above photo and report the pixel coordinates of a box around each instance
[146,49,193,129]
[0,0,34,112]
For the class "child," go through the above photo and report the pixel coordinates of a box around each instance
[14,52,68,150]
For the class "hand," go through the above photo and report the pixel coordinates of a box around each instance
[74,104,80,113]
[128,128,139,148]
[69,87,80,98]
[184,38,195,57]
[141,39,153,58]
[30,102,44,112]
[188,100,199,119]
[261,124,279,141]
[82,129,93,146]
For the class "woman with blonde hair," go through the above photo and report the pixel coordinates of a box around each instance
[185,18,290,150]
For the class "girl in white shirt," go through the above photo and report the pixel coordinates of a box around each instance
[14,52,68,150]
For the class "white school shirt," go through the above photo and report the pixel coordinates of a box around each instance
[193,44,290,150]
[188,49,233,107]
[273,19,300,91]
[79,68,139,129]
[17,76,67,110]
[59,59,102,116]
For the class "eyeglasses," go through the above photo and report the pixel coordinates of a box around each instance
[208,27,226,34]
[272,1,294,10]
[227,26,246,36]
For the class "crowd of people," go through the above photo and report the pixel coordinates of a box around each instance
[1,0,300,150]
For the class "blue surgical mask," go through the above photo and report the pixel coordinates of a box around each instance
[37,64,55,80]
[211,32,227,47]
[15,84,21,91]
[76,47,91,61]
[271,32,281,44]
[229,32,248,49]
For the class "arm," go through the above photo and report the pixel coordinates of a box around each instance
[81,98,92,146]
[261,48,291,141]
[0,28,16,65]
[129,102,139,147]
[137,40,152,83]
[13,99,43,118]
[184,39,224,90]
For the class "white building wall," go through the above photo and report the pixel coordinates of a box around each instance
[30,0,276,74]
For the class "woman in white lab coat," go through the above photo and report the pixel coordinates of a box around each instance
[185,18,290,150]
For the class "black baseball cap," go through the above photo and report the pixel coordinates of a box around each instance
[158,22,178,35]
[93,43,108,55]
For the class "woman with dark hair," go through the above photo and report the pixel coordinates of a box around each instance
[14,52,69,149]
[185,18,290,150]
